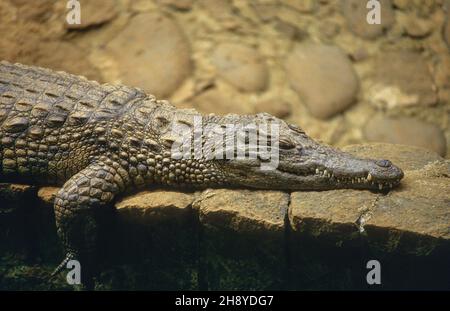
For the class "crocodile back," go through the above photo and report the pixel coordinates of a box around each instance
[0,61,146,184]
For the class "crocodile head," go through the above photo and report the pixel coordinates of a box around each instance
[215,114,404,191]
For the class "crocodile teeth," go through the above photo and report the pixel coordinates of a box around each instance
[378,184,383,190]
[316,168,319,174]
[367,173,373,181]
[323,170,328,176]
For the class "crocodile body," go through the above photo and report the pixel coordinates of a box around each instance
[0,61,404,285]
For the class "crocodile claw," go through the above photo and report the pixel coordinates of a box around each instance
[49,252,75,279]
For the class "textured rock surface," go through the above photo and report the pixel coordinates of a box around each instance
[106,13,192,98]
[113,190,198,290]
[22,41,102,82]
[193,189,289,290]
[368,52,437,108]
[285,43,359,119]
[363,115,447,156]
[342,143,443,171]
[194,189,288,233]
[279,0,317,13]
[342,0,395,39]
[116,190,195,215]
[289,143,449,251]
[65,0,118,30]
[254,98,291,119]
[212,43,269,92]
[157,0,193,11]
[192,88,253,115]
[444,5,450,49]
[402,16,433,38]
[288,143,449,289]
[365,160,450,253]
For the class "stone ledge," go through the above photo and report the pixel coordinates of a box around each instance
[289,144,449,256]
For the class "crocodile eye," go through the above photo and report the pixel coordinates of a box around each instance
[376,159,392,167]
[279,137,296,150]
[288,123,305,134]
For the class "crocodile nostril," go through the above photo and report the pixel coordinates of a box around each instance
[376,159,391,168]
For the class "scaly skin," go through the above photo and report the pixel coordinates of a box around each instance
[0,61,404,285]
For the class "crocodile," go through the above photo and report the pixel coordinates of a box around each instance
[0,61,404,285]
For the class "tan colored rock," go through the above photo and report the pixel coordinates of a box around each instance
[194,189,288,233]
[342,143,444,171]
[289,190,375,239]
[289,143,450,255]
[157,0,193,11]
[23,41,102,82]
[368,51,437,108]
[285,43,359,119]
[365,160,450,254]
[273,19,305,39]
[37,187,59,206]
[106,13,192,98]
[212,43,269,93]
[65,0,118,30]
[116,190,195,222]
[254,98,291,119]
[318,20,341,39]
[114,189,198,286]
[403,16,433,38]
[392,0,439,17]
[393,0,408,9]
[279,0,317,13]
[444,7,450,49]
[194,189,289,289]
[192,89,253,115]
[10,0,56,22]
[251,2,278,22]
[363,115,447,157]
[342,0,395,39]
[199,0,234,20]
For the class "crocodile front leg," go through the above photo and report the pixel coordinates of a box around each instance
[52,161,129,287]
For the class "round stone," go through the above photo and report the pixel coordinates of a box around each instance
[363,115,447,157]
[27,41,102,81]
[403,16,433,38]
[106,13,192,98]
[342,0,395,39]
[192,89,253,115]
[65,0,118,30]
[285,43,359,119]
[254,99,291,119]
[212,43,269,92]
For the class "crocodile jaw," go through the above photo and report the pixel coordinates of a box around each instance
[220,146,404,192]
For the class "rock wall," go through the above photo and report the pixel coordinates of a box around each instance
[1,143,449,290]
[0,0,449,156]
